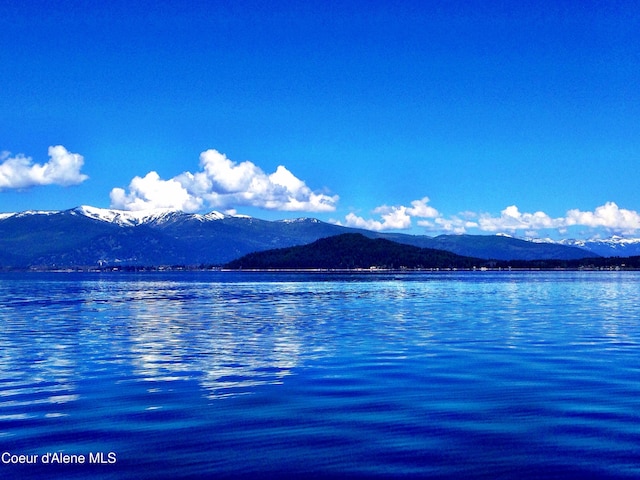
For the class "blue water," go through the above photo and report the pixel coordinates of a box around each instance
[0,271,639,479]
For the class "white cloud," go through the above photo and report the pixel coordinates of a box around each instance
[199,149,261,194]
[565,202,640,233]
[471,203,640,236]
[339,199,640,238]
[0,145,88,189]
[406,197,439,218]
[342,207,412,231]
[341,212,390,231]
[477,205,564,232]
[423,216,478,235]
[110,149,338,212]
[371,206,412,229]
[341,197,440,231]
[110,171,203,212]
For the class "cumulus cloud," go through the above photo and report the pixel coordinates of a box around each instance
[0,145,88,189]
[477,205,564,232]
[341,212,388,231]
[338,199,640,237]
[110,149,338,213]
[340,197,440,231]
[110,172,203,212]
[420,216,479,235]
[565,202,640,234]
[470,203,640,236]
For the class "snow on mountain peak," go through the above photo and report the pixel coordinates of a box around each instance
[74,205,181,226]
[195,211,226,221]
[72,205,236,226]
[0,210,60,221]
[17,210,58,217]
[279,217,320,224]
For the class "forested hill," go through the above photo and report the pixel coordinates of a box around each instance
[224,233,485,270]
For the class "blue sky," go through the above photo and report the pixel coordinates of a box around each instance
[1,0,639,239]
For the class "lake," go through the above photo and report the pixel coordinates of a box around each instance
[0,271,639,479]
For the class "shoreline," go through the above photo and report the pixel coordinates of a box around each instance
[1,266,639,274]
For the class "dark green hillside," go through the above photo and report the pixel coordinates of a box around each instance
[224,233,485,270]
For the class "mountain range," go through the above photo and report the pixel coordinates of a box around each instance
[0,205,636,269]
[538,236,640,258]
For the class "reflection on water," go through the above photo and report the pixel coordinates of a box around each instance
[1,276,312,401]
[0,271,639,479]
[120,280,304,397]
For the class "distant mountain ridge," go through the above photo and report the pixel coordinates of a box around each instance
[381,233,592,261]
[0,205,609,269]
[550,236,640,258]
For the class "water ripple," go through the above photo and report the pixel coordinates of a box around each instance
[1,271,639,478]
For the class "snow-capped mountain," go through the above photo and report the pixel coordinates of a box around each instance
[72,205,228,226]
[73,205,177,226]
[0,206,351,268]
[559,236,640,258]
[0,205,615,269]
[527,235,640,258]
